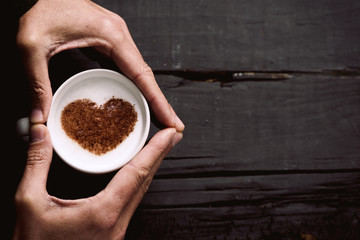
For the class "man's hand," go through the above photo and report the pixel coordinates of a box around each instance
[17,0,184,132]
[14,125,182,240]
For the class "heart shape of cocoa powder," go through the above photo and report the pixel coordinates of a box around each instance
[61,98,137,155]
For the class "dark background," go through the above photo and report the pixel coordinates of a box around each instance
[7,0,360,239]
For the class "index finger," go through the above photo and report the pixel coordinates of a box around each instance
[103,128,182,220]
[106,128,179,199]
[19,45,52,124]
[103,21,184,131]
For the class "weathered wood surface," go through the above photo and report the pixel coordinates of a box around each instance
[7,0,360,239]
[155,74,360,173]
[124,73,360,239]
[50,0,360,238]
[44,68,360,239]
[94,0,360,72]
[90,0,360,238]
[40,47,360,239]
[128,173,359,240]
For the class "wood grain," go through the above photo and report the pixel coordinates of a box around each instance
[44,46,360,240]
[22,0,360,238]
[94,0,360,72]
[123,73,360,239]
[154,73,360,174]
[126,173,359,239]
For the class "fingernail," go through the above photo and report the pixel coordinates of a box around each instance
[174,115,185,132]
[30,109,44,124]
[172,132,183,146]
[30,125,45,143]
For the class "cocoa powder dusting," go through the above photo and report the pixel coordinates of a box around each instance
[61,97,138,155]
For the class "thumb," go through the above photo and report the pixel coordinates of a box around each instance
[17,16,53,124]
[24,53,53,124]
[21,124,53,193]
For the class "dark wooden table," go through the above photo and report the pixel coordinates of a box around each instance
[7,0,360,239]
[102,1,360,239]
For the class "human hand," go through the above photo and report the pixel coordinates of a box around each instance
[13,124,182,240]
[17,0,184,131]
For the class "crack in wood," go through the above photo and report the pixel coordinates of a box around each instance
[155,168,360,179]
[154,67,360,84]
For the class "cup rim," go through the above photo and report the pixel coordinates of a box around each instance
[47,69,150,174]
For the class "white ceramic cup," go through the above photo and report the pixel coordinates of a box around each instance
[17,69,150,174]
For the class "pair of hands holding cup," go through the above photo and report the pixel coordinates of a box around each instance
[14,0,184,239]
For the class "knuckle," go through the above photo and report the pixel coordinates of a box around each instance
[14,190,28,207]
[17,18,41,51]
[136,164,153,182]
[139,61,153,76]
[139,176,153,195]
[133,61,155,83]
[96,212,118,231]
[27,144,50,169]
[129,164,154,195]
[111,31,126,45]
[29,81,51,103]
[100,15,127,43]
[14,190,38,214]
[108,13,127,29]
[90,202,119,232]
[31,82,46,97]
[27,146,46,163]
[119,164,154,197]
[17,30,40,52]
